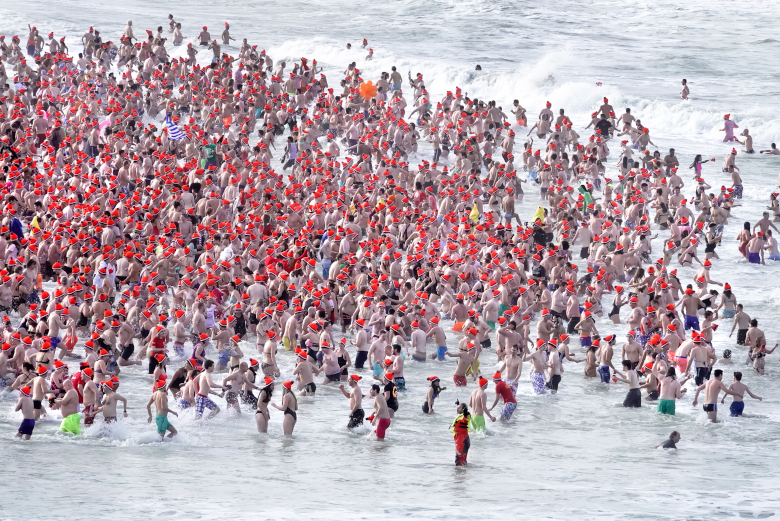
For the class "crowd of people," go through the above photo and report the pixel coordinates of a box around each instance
[0,17,777,465]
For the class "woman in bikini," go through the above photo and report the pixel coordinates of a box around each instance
[769,193,780,222]
[9,362,36,391]
[751,342,778,376]
[608,285,626,325]
[689,154,714,177]
[717,285,738,319]
[737,221,751,258]
[655,202,671,230]
[336,339,351,381]
[254,377,273,433]
[272,381,297,436]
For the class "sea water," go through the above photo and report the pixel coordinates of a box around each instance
[1,1,780,519]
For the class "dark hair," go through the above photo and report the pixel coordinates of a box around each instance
[371,384,381,393]
[204,360,214,370]
[622,360,632,369]
[262,386,273,403]
[714,369,723,378]
[666,367,676,378]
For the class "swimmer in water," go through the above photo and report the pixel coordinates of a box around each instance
[647,365,690,416]
[195,361,222,420]
[721,371,762,417]
[147,380,178,439]
[716,349,733,365]
[720,114,738,142]
[656,431,681,449]
[339,375,365,429]
[422,375,445,414]
[255,377,274,433]
[469,376,495,430]
[271,381,297,436]
[368,384,391,440]
[15,386,35,439]
[613,360,642,408]
[488,372,516,420]
[691,369,735,423]
[735,129,754,153]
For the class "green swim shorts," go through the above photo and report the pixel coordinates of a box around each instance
[471,414,486,432]
[657,399,675,415]
[156,414,170,435]
[61,413,82,435]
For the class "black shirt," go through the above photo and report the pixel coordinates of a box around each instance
[384,382,398,411]
[595,119,613,135]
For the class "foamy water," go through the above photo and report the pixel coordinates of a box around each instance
[2,1,780,519]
